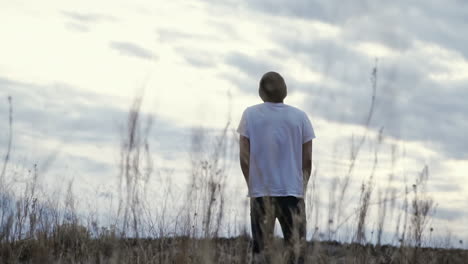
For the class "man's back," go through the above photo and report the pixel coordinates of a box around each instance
[237,102,315,197]
[238,71,315,263]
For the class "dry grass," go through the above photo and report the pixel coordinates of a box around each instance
[1,66,467,263]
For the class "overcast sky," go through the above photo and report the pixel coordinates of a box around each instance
[0,0,467,244]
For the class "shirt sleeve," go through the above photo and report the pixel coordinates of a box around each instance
[237,108,250,138]
[302,111,316,143]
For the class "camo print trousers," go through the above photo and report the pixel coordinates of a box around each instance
[250,196,306,264]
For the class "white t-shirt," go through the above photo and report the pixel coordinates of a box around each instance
[237,102,316,198]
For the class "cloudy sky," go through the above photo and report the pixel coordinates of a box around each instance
[1,0,467,244]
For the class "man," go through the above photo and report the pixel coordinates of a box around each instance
[237,71,315,264]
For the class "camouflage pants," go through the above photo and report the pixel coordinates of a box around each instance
[250,196,306,264]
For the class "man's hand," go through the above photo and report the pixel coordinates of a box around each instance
[302,140,312,193]
[239,135,250,187]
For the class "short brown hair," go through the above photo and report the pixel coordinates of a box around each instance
[259,71,287,102]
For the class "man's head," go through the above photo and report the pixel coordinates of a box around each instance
[259,71,287,103]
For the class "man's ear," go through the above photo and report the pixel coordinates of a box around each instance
[259,87,268,102]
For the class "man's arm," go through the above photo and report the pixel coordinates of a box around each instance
[239,135,250,187]
[302,140,313,188]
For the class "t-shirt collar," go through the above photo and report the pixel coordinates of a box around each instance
[264,102,284,105]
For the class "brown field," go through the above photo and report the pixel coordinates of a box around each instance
[1,68,467,263]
